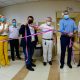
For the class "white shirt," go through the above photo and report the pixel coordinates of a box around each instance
[0,24,8,35]
[29,25,35,41]
[9,26,19,39]
[40,23,54,39]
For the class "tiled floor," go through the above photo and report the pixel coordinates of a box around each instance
[24,60,50,80]
[0,37,80,80]
[0,60,24,80]
[57,36,80,80]
[60,64,80,80]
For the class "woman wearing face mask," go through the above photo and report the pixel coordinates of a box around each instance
[19,16,38,71]
[9,19,21,61]
[0,15,10,66]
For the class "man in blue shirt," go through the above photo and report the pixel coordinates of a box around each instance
[59,10,77,69]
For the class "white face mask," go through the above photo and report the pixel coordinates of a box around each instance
[46,22,51,26]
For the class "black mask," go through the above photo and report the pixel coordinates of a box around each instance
[28,20,33,24]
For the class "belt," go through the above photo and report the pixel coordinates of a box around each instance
[61,34,69,37]
[61,35,73,38]
[42,38,53,40]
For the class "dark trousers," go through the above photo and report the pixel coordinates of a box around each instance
[23,41,35,66]
[60,35,72,65]
[10,39,20,60]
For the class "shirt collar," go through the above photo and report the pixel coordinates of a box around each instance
[12,26,17,28]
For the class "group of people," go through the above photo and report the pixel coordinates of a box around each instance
[0,10,80,71]
[0,15,56,71]
[0,16,21,66]
[19,16,56,71]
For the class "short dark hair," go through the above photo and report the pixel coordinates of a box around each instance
[12,19,16,21]
[63,10,69,15]
[47,17,52,20]
[28,16,34,20]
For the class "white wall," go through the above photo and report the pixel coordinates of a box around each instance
[0,1,80,24]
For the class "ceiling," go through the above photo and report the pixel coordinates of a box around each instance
[0,0,39,8]
[0,0,80,8]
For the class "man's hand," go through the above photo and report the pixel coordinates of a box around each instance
[53,30,57,34]
[68,32,73,37]
[53,33,57,45]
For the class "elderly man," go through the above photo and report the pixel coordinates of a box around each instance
[39,17,56,66]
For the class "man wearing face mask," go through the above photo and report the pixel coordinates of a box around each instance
[9,19,21,61]
[39,17,56,66]
[59,10,77,69]
[0,15,10,66]
[19,16,38,71]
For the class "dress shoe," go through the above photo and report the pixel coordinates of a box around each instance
[49,61,52,65]
[31,63,36,67]
[60,65,64,69]
[26,65,34,71]
[77,63,80,67]
[12,58,15,61]
[31,59,36,62]
[67,64,72,69]
[43,62,47,66]
[17,57,21,60]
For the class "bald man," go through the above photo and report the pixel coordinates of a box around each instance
[39,17,56,66]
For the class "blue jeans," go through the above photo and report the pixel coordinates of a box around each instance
[23,42,35,66]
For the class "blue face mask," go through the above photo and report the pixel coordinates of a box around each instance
[12,22,16,26]
[1,18,6,22]
[64,15,69,19]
